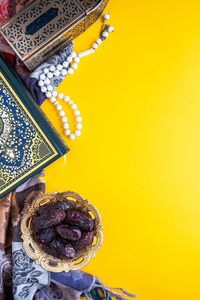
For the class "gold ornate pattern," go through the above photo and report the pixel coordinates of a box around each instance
[0,107,11,147]
[0,0,84,60]
[24,18,86,70]
[85,0,109,29]
[0,0,109,70]
[79,0,104,11]
[30,133,51,165]
[62,18,85,41]
[0,170,13,188]
[21,191,103,272]
[0,72,57,195]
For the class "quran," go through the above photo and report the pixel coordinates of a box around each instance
[0,56,69,198]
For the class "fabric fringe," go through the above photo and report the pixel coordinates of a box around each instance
[81,279,136,300]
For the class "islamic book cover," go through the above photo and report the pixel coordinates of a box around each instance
[0,56,69,198]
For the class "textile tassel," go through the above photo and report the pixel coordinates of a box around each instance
[81,279,136,300]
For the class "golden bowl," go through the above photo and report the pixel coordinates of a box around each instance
[21,191,103,272]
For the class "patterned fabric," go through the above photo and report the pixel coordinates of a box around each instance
[0,171,46,300]
[31,42,73,91]
[35,280,82,300]
[14,40,73,105]
[12,243,49,299]
[51,271,94,292]
[0,0,14,54]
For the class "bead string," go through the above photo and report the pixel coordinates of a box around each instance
[38,13,114,140]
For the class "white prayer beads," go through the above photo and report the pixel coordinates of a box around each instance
[38,13,114,140]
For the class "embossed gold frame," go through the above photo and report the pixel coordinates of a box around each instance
[21,191,103,272]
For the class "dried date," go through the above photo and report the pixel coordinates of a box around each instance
[38,202,70,215]
[41,243,50,253]
[32,209,66,231]
[32,201,97,258]
[41,242,60,258]
[66,210,94,232]
[71,231,95,251]
[56,225,81,241]
[49,238,76,259]
[34,227,56,244]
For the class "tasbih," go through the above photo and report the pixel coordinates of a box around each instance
[38,13,114,140]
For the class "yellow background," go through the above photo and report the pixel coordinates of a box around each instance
[41,1,200,299]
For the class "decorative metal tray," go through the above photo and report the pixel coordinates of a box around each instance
[21,191,103,272]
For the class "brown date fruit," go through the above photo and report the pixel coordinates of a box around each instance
[71,231,95,252]
[32,209,66,231]
[38,202,70,215]
[49,238,76,259]
[42,242,57,257]
[66,209,94,232]
[41,242,52,255]
[56,225,81,241]
[37,227,56,243]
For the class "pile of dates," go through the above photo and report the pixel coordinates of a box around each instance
[31,201,95,259]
